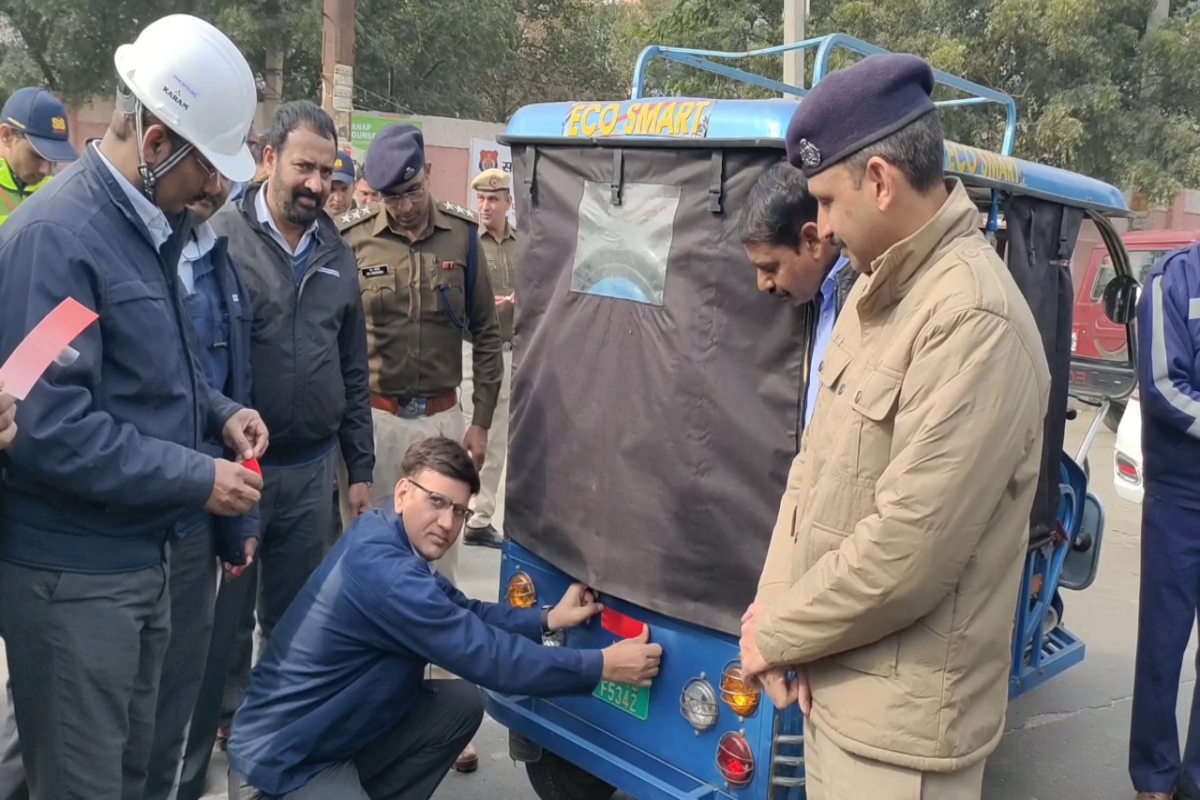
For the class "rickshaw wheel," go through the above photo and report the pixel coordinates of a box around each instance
[526,752,617,800]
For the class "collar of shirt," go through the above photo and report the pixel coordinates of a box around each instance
[178,222,219,295]
[482,221,516,244]
[182,222,218,262]
[819,255,851,310]
[255,180,318,256]
[91,142,173,252]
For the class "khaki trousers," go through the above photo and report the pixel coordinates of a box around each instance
[802,718,986,800]
[336,405,467,586]
[460,341,511,530]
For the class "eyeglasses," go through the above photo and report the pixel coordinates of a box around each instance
[408,479,470,521]
[379,184,426,208]
[192,151,218,183]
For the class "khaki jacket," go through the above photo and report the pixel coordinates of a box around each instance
[754,179,1051,772]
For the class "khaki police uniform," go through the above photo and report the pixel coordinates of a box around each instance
[337,195,503,585]
[462,168,518,535]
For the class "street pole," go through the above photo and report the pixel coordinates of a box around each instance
[321,0,356,151]
[782,0,806,96]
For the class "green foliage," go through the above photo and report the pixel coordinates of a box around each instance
[627,0,1200,204]
[1,0,1197,201]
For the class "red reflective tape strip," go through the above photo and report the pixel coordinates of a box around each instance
[601,608,644,640]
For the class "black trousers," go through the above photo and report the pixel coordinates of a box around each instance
[179,454,335,800]
[144,520,219,800]
[246,680,485,800]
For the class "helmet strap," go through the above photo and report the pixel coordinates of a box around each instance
[129,98,193,203]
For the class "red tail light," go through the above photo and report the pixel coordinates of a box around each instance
[716,732,754,787]
[601,608,645,639]
[1116,455,1140,483]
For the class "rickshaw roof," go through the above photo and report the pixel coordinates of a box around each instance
[502,98,1130,217]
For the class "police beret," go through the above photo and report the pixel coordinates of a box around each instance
[332,151,355,184]
[364,124,425,191]
[471,168,509,192]
[786,53,936,177]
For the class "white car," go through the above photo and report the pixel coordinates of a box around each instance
[1113,389,1143,504]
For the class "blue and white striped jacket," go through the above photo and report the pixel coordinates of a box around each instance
[1138,242,1200,508]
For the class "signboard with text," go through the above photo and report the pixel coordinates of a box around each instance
[350,111,423,163]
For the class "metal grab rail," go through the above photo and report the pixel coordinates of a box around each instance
[630,33,1019,156]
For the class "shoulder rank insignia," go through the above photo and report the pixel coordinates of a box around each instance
[337,203,380,233]
[438,201,478,224]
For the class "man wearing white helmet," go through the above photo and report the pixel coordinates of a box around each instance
[0,15,268,800]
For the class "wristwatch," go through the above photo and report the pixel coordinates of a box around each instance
[540,605,564,647]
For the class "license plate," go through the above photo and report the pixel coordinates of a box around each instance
[593,679,650,721]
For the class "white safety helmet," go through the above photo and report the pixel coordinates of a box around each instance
[113,14,257,190]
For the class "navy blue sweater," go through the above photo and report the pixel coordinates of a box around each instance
[229,510,605,795]
[0,147,241,573]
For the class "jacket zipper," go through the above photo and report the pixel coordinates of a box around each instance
[290,241,340,429]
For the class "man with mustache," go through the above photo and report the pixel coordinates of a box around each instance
[740,54,1050,799]
[143,173,261,800]
[339,123,503,773]
[208,99,375,752]
[739,161,856,432]
[0,15,267,798]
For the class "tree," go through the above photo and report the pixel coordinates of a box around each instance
[625,0,1200,203]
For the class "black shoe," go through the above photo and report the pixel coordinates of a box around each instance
[464,524,503,549]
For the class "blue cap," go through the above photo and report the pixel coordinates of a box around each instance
[332,151,355,185]
[786,54,935,177]
[1,87,78,163]
[364,124,424,191]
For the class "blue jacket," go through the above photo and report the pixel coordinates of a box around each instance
[0,147,242,573]
[228,510,605,795]
[179,235,260,565]
[1138,242,1200,508]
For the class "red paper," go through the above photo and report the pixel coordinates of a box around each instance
[243,458,262,476]
[0,298,98,400]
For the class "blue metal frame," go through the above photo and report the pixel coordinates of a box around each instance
[1009,455,1090,699]
[488,544,802,800]
[501,100,1129,217]
[630,33,1019,156]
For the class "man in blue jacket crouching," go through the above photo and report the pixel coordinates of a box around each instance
[228,436,662,799]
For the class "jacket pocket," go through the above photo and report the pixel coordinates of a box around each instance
[105,280,183,397]
[428,257,468,325]
[833,634,899,678]
[848,367,902,479]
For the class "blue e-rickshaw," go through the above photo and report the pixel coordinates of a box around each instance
[485,34,1139,800]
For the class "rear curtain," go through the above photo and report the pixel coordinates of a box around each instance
[504,144,805,636]
[1002,196,1082,549]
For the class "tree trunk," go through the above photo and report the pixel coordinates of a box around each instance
[262,43,285,122]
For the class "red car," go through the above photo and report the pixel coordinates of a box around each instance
[1072,229,1200,428]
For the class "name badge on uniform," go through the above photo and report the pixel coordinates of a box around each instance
[361,265,389,279]
[442,261,455,271]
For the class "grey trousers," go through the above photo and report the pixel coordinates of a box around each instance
[0,557,170,800]
[0,680,26,800]
[244,680,485,800]
[222,453,337,733]
[144,520,219,800]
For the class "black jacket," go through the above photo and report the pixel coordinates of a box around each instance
[210,183,374,485]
